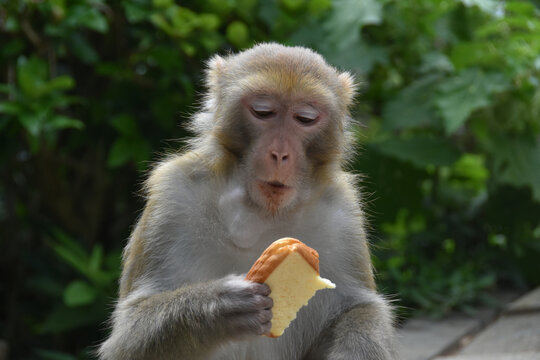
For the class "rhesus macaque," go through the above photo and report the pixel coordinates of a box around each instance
[99,43,395,360]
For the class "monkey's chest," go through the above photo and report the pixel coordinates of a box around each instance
[207,330,303,360]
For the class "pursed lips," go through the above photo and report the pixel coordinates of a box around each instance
[258,180,293,194]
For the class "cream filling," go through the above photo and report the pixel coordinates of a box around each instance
[265,251,335,336]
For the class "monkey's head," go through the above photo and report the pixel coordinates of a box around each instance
[191,43,357,216]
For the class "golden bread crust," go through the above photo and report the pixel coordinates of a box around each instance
[245,238,319,283]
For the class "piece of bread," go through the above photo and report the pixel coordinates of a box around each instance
[245,237,335,337]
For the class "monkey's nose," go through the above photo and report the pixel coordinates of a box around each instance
[271,151,289,164]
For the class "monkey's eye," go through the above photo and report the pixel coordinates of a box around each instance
[253,109,275,118]
[295,107,319,125]
[250,99,276,119]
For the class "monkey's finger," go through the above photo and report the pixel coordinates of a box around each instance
[226,309,272,336]
[260,321,272,336]
[245,282,271,296]
[225,294,273,314]
[257,309,272,323]
[253,294,273,310]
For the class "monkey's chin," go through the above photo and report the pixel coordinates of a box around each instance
[252,181,297,216]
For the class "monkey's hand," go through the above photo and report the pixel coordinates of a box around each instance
[216,275,273,338]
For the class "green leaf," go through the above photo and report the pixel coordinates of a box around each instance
[153,0,174,7]
[4,15,19,32]
[50,0,66,19]
[323,39,388,74]
[145,45,183,71]
[281,0,305,12]
[289,20,328,50]
[382,75,443,131]
[167,6,197,37]
[459,0,503,16]
[324,0,384,47]
[307,0,331,15]
[107,137,133,168]
[257,1,280,29]
[450,42,500,70]
[88,245,103,275]
[370,135,460,169]
[20,113,46,137]
[486,135,540,202]
[49,232,89,277]
[17,57,76,97]
[63,281,97,307]
[226,21,250,48]
[17,56,48,97]
[48,115,84,130]
[451,154,489,191]
[150,13,175,35]
[64,5,108,33]
[435,69,510,134]
[68,33,99,64]
[39,301,106,333]
[123,0,150,23]
[132,138,151,167]
[419,52,454,74]
[477,17,540,38]
[0,101,21,115]
[47,75,75,91]
[198,13,220,31]
[111,114,138,137]
[505,1,536,16]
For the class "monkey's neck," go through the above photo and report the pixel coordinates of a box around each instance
[218,185,273,249]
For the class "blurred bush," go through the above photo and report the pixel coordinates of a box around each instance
[1,0,539,358]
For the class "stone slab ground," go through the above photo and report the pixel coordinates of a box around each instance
[399,287,540,360]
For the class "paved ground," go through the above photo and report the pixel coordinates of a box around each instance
[398,287,540,360]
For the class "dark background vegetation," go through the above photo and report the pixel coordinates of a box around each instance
[1,0,540,358]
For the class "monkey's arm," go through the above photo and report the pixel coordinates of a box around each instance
[304,291,396,360]
[99,275,272,360]
[99,158,273,359]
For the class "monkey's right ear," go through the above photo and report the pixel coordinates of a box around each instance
[206,55,228,95]
[337,71,358,109]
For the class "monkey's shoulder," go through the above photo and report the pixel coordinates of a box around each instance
[318,171,363,208]
[145,152,215,195]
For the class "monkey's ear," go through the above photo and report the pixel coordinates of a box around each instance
[337,71,357,108]
[206,55,227,94]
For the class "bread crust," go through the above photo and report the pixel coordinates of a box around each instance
[245,238,319,283]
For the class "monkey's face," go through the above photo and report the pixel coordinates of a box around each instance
[202,44,356,216]
[241,94,329,216]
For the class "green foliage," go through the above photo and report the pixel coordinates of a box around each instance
[435,69,510,134]
[37,230,119,347]
[2,0,540,357]
[370,135,460,168]
[0,56,82,152]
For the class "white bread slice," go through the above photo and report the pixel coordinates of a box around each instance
[245,238,335,337]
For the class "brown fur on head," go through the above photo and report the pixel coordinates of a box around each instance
[192,44,356,145]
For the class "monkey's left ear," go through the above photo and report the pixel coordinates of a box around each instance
[206,55,228,95]
[337,72,357,109]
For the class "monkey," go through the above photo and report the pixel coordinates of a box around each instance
[98,43,396,360]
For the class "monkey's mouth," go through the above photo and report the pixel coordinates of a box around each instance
[255,180,296,214]
[266,181,288,189]
[257,180,293,194]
